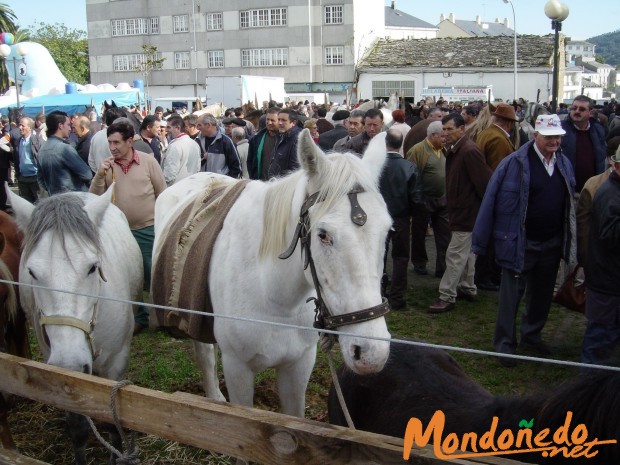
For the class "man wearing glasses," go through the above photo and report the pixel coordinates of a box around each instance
[472,114,576,367]
[560,95,607,193]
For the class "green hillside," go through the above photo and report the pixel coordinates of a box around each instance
[587,29,620,66]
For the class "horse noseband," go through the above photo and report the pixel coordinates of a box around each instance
[280,185,389,331]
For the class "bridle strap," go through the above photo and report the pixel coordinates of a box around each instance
[39,315,92,334]
[322,297,391,330]
[38,276,103,360]
[279,184,389,331]
[348,185,367,226]
[278,191,320,261]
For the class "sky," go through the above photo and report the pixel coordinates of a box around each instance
[387,0,620,40]
[7,0,87,32]
[4,0,619,41]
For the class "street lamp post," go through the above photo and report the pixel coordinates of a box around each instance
[544,0,569,113]
[0,42,29,109]
[503,0,517,104]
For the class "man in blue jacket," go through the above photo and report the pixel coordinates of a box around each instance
[196,113,241,178]
[472,114,576,367]
[560,95,607,192]
[38,111,92,195]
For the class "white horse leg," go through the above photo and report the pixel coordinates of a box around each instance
[193,341,226,402]
[276,347,317,417]
[220,352,255,408]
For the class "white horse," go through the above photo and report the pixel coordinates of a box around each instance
[153,129,393,421]
[10,187,143,465]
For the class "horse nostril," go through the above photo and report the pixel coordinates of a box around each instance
[353,345,362,361]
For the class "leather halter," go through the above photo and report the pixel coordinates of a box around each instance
[279,185,390,330]
[37,267,107,360]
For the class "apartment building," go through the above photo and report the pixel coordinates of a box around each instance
[86,0,384,103]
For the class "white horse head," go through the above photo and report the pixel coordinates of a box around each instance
[10,188,141,377]
[291,129,392,374]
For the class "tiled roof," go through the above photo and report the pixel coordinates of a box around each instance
[358,35,554,70]
[454,19,514,37]
[582,78,601,88]
[567,41,594,46]
[385,7,436,29]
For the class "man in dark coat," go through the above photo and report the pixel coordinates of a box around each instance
[581,146,620,365]
[315,106,334,135]
[378,129,419,310]
[267,108,301,178]
[318,110,349,152]
[560,95,607,193]
[428,114,492,314]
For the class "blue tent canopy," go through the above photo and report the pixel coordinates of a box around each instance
[0,90,146,117]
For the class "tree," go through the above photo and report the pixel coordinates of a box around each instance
[135,44,165,112]
[0,3,18,93]
[595,54,606,64]
[0,2,16,34]
[28,22,89,84]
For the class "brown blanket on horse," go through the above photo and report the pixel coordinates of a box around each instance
[153,179,249,343]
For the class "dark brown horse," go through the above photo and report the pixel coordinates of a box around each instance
[0,210,29,450]
[329,342,620,465]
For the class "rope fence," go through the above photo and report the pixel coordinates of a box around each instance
[2,277,618,373]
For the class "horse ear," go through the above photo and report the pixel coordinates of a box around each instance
[84,184,114,226]
[361,132,388,183]
[6,183,35,231]
[298,128,326,177]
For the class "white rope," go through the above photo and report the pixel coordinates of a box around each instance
[3,277,619,372]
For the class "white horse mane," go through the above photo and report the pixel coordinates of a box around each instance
[258,152,381,259]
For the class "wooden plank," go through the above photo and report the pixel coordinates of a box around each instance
[0,353,528,465]
[0,449,50,465]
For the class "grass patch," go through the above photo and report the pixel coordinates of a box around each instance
[9,236,590,463]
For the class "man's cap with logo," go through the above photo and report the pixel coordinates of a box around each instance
[535,114,566,136]
[332,110,350,121]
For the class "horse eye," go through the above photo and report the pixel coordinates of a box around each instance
[88,264,98,275]
[318,230,333,245]
[28,269,37,280]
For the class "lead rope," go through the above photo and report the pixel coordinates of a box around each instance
[321,335,355,430]
[86,380,140,464]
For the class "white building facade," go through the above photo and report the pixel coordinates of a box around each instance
[356,35,560,105]
[85,0,385,103]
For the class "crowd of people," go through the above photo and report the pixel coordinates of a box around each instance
[1,93,619,367]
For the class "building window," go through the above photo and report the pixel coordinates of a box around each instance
[111,17,159,36]
[241,48,288,67]
[240,8,287,28]
[173,14,189,33]
[208,50,224,68]
[175,51,191,69]
[113,52,163,72]
[371,80,415,99]
[206,12,223,31]
[149,17,159,35]
[324,5,343,24]
[325,46,344,65]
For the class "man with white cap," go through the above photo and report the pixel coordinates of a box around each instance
[472,114,576,367]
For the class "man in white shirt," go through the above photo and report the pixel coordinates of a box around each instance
[161,114,200,186]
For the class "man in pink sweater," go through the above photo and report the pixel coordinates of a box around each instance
[90,118,166,334]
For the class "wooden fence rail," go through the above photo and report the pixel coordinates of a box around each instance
[0,353,526,465]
